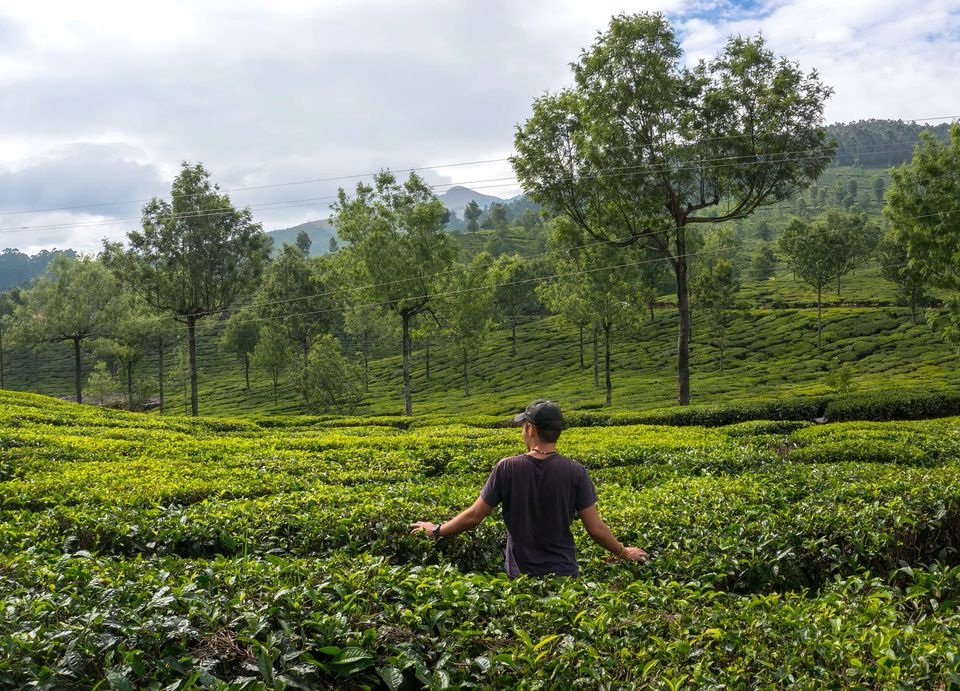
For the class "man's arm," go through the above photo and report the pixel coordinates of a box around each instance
[410,496,495,537]
[578,504,648,561]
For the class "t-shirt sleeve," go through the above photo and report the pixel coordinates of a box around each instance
[575,466,598,511]
[480,460,503,507]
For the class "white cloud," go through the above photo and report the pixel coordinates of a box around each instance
[0,0,957,254]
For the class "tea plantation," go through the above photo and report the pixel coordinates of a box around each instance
[3,389,960,688]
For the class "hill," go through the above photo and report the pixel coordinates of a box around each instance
[436,185,505,219]
[266,218,336,255]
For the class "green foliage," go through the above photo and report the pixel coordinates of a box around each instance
[300,334,366,415]
[4,391,960,687]
[103,162,271,416]
[512,12,833,405]
[85,361,119,406]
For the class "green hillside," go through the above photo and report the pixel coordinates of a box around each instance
[2,256,956,419]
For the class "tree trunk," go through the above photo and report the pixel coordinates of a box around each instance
[676,256,691,406]
[463,346,470,396]
[592,324,599,388]
[718,323,725,372]
[127,360,134,409]
[511,317,517,355]
[186,315,199,417]
[837,274,841,296]
[910,287,917,325]
[363,331,369,391]
[158,335,165,414]
[243,354,250,391]
[425,337,431,383]
[604,322,612,407]
[73,336,83,404]
[273,371,279,405]
[579,325,584,369]
[817,286,823,354]
[0,326,5,390]
[402,313,412,416]
[648,302,655,322]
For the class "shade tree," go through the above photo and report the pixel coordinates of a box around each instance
[332,171,457,416]
[104,162,270,416]
[512,12,833,405]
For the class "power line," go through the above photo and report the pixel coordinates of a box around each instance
[0,141,944,238]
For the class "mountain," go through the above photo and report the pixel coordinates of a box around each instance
[267,219,337,255]
[437,186,505,219]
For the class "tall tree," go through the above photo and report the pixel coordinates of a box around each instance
[490,254,539,354]
[251,326,291,406]
[463,200,482,232]
[512,12,833,405]
[12,255,115,404]
[220,310,261,391]
[692,259,741,371]
[537,218,641,406]
[332,171,456,415]
[0,291,17,390]
[104,162,270,416]
[777,215,853,353]
[885,124,960,344]
[877,229,928,325]
[296,230,312,256]
[442,253,495,395]
[96,292,160,409]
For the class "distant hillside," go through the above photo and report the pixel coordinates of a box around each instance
[267,219,337,255]
[826,119,952,167]
[437,186,505,219]
[0,248,77,292]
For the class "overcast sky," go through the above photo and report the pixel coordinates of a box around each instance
[1,0,958,254]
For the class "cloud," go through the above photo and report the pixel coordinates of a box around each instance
[0,0,957,253]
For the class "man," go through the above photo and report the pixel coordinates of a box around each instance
[410,399,647,577]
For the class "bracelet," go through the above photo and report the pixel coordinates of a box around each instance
[432,523,442,538]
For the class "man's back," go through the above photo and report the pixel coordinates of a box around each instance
[480,452,597,577]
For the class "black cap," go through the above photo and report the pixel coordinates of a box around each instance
[513,399,564,430]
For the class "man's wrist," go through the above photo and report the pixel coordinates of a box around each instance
[432,523,443,538]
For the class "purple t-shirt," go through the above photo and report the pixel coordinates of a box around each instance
[480,452,598,577]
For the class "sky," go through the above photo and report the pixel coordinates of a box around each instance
[0,0,958,254]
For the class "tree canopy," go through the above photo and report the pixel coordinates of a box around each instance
[512,11,833,404]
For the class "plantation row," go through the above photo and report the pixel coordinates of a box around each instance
[3,389,960,687]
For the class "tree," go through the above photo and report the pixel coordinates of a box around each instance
[86,361,119,407]
[486,202,509,232]
[96,292,160,409]
[537,218,642,406]
[104,162,270,416]
[520,208,540,233]
[463,200,482,232]
[692,259,741,371]
[442,253,495,395]
[873,176,885,203]
[332,171,457,415]
[12,255,115,403]
[490,254,539,354]
[328,236,339,254]
[749,242,778,281]
[512,12,833,405]
[251,327,291,406]
[220,310,261,391]
[877,229,929,325]
[300,334,366,415]
[885,124,960,344]
[777,215,853,353]
[296,230,312,255]
[0,290,18,390]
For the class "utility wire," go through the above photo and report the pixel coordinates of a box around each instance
[0,141,945,237]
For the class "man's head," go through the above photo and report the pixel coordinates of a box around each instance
[513,399,564,444]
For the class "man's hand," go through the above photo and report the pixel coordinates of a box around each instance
[605,546,649,563]
[410,521,438,535]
